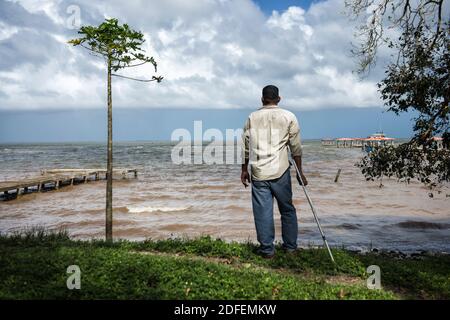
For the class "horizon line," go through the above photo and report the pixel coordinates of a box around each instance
[0,137,413,144]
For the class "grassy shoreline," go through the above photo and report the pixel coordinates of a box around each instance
[0,230,448,300]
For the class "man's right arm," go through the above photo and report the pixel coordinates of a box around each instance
[293,156,308,186]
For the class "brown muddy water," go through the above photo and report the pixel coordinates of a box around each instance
[0,141,449,253]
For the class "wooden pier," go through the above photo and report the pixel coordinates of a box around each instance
[321,132,396,149]
[0,168,137,200]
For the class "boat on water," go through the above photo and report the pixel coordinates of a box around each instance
[363,132,395,153]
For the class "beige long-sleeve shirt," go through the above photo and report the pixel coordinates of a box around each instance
[242,105,302,181]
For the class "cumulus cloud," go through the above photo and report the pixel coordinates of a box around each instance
[0,0,389,110]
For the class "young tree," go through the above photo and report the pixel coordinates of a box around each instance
[345,0,449,190]
[69,18,163,241]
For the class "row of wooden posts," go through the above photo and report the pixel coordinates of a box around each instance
[0,168,137,199]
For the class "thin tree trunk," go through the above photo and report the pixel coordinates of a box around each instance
[106,56,113,242]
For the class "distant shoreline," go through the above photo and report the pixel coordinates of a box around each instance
[0,138,413,145]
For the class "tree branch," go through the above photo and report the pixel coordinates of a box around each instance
[111,73,163,82]
[79,43,105,58]
[123,61,152,68]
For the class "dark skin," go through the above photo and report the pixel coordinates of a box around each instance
[241,96,308,188]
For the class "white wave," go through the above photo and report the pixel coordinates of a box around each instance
[127,205,190,213]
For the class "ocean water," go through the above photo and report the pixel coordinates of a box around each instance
[0,140,449,253]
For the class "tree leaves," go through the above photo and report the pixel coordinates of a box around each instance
[68,18,161,80]
[357,18,449,191]
[358,142,450,189]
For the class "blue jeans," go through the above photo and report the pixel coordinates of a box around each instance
[251,168,298,255]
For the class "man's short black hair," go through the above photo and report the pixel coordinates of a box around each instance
[262,85,279,100]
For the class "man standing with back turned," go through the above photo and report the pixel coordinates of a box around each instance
[241,85,308,258]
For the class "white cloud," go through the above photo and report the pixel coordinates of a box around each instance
[0,0,389,110]
[0,21,19,40]
[267,6,313,39]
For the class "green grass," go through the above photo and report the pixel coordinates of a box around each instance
[0,228,448,299]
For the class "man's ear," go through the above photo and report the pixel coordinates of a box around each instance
[261,97,265,105]
[278,96,282,103]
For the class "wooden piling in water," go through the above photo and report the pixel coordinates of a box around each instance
[334,168,342,183]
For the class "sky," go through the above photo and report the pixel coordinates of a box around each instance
[254,0,318,13]
[0,0,416,142]
[0,107,416,142]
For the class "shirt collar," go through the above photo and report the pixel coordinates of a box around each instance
[259,104,278,110]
